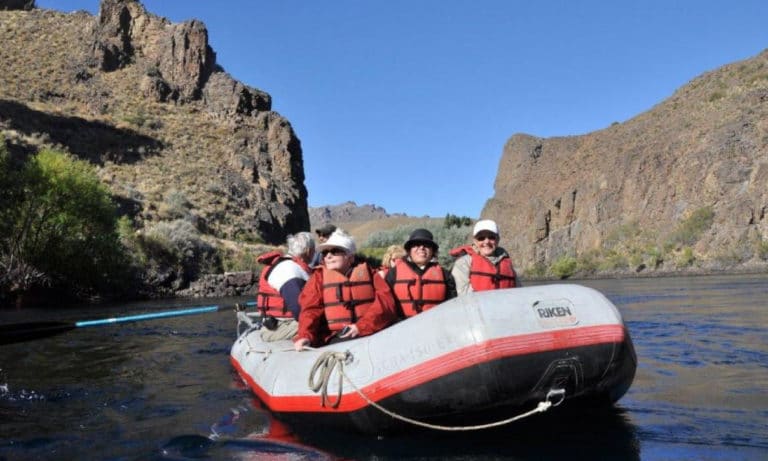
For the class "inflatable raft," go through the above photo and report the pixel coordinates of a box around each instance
[230,284,636,434]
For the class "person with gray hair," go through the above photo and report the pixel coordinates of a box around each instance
[255,231,316,341]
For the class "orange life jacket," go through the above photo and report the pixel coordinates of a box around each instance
[390,260,448,317]
[321,263,376,331]
[450,245,517,291]
[256,250,310,318]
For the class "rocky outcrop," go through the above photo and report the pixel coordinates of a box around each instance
[483,49,768,274]
[89,0,272,111]
[0,0,34,11]
[0,0,308,245]
[179,271,257,298]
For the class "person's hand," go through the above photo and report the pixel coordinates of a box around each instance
[294,338,310,351]
[340,324,359,339]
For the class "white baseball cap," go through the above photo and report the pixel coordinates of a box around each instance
[473,219,499,237]
[317,229,356,254]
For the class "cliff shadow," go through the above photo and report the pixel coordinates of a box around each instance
[0,99,164,165]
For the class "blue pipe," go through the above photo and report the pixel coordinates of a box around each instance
[75,305,221,327]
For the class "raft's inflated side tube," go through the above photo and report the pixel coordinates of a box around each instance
[231,284,637,433]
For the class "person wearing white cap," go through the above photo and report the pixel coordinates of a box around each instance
[449,219,520,295]
[293,229,397,351]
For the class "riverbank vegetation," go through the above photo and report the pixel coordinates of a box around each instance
[523,206,747,279]
[0,141,130,303]
[0,141,222,305]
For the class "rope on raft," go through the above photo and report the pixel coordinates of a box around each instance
[308,350,567,431]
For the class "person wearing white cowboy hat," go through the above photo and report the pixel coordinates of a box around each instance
[449,219,521,295]
[293,229,397,351]
[385,228,457,318]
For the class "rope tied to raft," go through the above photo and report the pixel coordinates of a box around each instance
[308,350,351,408]
[307,350,566,430]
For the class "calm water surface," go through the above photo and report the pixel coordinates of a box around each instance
[1,274,766,460]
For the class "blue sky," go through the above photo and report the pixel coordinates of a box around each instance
[37,1,768,218]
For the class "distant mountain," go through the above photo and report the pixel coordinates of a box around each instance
[309,201,408,227]
[309,202,440,245]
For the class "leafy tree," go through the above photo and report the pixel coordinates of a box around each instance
[0,148,128,300]
[444,213,471,228]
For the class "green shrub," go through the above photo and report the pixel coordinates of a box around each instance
[599,250,628,271]
[575,251,599,275]
[525,261,547,279]
[222,247,260,272]
[667,206,714,247]
[758,240,768,261]
[644,246,664,268]
[140,219,220,276]
[357,247,386,268]
[675,246,695,267]
[159,189,191,219]
[550,256,578,279]
[0,148,129,299]
[443,213,471,228]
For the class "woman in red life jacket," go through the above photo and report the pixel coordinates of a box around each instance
[385,228,456,318]
[293,229,397,351]
[377,244,406,279]
[450,219,521,294]
[255,232,315,341]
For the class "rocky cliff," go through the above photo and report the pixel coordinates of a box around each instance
[0,0,308,244]
[484,49,768,276]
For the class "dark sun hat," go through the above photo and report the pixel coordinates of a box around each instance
[404,228,438,251]
[315,224,337,237]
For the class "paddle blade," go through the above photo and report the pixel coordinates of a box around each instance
[0,321,76,345]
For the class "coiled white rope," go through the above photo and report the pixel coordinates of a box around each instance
[308,350,565,431]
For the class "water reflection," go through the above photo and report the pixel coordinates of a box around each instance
[289,405,641,461]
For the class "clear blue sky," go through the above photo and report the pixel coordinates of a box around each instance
[37,1,768,218]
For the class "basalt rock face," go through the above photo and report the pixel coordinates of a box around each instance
[0,0,34,11]
[484,49,768,275]
[0,0,307,244]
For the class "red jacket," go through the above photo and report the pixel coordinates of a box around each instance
[296,262,396,346]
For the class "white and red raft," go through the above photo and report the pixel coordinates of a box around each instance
[230,284,637,434]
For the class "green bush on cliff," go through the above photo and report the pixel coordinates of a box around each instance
[134,219,222,288]
[0,148,129,301]
[667,206,715,247]
[550,256,578,279]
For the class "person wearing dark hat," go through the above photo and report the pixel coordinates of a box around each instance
[385,228,456,319]
[449,219,520,295]
[309,224,337,267]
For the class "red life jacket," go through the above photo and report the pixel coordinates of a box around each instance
[450,245,517,291]
[321,263,376,331]
[390,260,448,317]
[256,250,310,318]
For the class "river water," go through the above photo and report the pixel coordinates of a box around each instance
[0,274,766,460]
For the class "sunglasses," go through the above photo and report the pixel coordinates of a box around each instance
[322,248,348,257]
[474,233,498,242]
